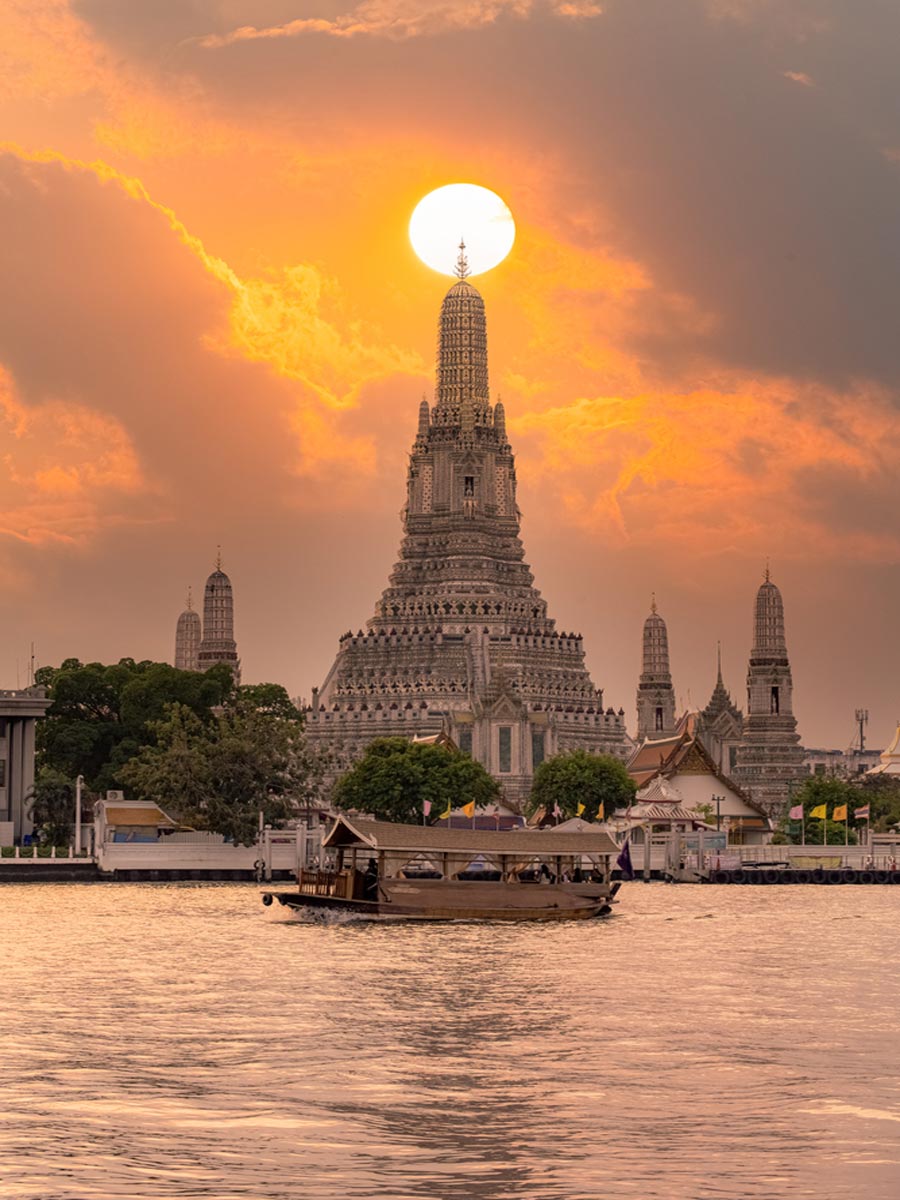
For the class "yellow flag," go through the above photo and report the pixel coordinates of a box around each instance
[461,800,476,819]
[440,800,452,821]
[833,804,847,822]
[576,802,585,816]
[809,804,827,820]
[596,802,605,821]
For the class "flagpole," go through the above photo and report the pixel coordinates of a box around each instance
[823,809,827,848]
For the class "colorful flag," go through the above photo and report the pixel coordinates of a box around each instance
[423,800,432,818]
[809,804,827,820]
[439,800,452,821]
[461,800,476,819]
[854,804,870,820]
[576,802,586,817]
[596,802,605,821]
[616,839,635,881]
[789,804,803,820]
[832,804,847,822]
[552,802,561,819]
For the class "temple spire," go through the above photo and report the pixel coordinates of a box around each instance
[216,545,223,571]
[454,238,470,280]
[636,601,676,741]
[716,640,723,685]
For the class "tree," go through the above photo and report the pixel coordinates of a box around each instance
[858,774,900,832]
[27,768,75,846]
[120,701,329,845]
[332,737,501,824]
[527,750,636,820]
[238,682,302,721]
[781,776,863,844]
[35,658,235,792]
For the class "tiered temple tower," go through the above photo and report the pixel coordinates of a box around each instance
[635,599,677,742]
[696,644,744,775]
[732,571,805,814]
[174,589,201,672]
[196,553,241,682]
[306,251,629,805]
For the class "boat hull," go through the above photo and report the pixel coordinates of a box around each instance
[264,879,609,922]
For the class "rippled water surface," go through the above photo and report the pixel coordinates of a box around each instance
[2,883,899,1199]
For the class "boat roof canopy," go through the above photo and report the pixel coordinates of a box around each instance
[322,815,620,857]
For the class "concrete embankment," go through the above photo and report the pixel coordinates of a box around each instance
[0,861,100,883]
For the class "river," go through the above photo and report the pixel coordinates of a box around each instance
[1,882,898,1199]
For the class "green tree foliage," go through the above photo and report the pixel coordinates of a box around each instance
[238,683,302,721]
[858,774,900,832]
[332,737,501,824]
[527,750,636,820]
[36,658,236,792]
[27,768,75,846]
[120,701,329,845]
[781,776,863,844]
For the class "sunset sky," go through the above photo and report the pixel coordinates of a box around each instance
[2,0,899,749]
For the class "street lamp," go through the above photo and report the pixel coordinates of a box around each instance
[712,794,724,832]
[75,774,84,855]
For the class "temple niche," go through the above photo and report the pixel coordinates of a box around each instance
[305,255,630,806]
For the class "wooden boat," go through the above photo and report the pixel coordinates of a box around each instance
[261,814,623,922]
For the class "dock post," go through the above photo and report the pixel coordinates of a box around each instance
[643,830,651,882]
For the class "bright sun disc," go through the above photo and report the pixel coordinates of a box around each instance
[409,183,515,278]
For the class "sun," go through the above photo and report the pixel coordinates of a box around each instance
[409,183,515,278]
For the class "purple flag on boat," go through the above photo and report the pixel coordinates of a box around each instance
[616,839,635,881]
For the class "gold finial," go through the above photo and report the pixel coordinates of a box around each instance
[765,558,770,583]
[186,586,193,612]
[454,238,470,280]
[216,545,222,571]
[650,592,657,615]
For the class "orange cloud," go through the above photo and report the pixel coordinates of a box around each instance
[512,380,900,563]
[197,0,601,47]
[0,366,144,547]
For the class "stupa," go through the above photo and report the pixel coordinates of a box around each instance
[305,246,629,804]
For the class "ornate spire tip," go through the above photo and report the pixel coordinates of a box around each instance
[454,237,470,280]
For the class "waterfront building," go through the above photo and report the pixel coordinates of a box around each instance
[0,687,52,844]
[636,599,677,742]
[196,553,241,682]
[732,571,806,815]
[628,715,771,844]
[305,254,630,805]
[696,644,744,775]
[174,589,201,672]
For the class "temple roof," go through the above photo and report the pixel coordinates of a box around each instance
[627,718,767,817]
[700,646,742,722]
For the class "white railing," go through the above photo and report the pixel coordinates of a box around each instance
[626,841,899,874]
[0,846,94,863]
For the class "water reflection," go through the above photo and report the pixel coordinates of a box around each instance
[1,885,899,1198]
